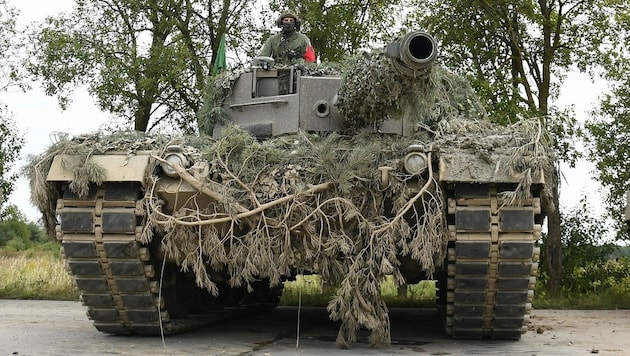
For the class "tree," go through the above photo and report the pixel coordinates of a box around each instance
[0,110,23,218]
[539,197,616,287]
[0,0,25,217]
[410,0,617,293]
[0,0,25,92]
[585,2,630,240]
[268,0,403,62]
[27,0,262,134]
[0,204,46,249]
[0,204,29,248]
[586,83,630,238]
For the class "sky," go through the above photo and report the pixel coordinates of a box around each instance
[2,0,109,221]
[1,0,610,223]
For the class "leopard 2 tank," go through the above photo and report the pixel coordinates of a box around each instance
[34,30,555,345]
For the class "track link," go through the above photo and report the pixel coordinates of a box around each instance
[443,183,541,339]
[56,182,214,335]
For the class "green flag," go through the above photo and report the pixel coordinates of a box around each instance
[213,34,227,75]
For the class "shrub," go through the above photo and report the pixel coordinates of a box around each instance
[565,257,630,294]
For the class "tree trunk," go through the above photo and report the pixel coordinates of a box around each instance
[134,103,152,132]
[545,183,562,294]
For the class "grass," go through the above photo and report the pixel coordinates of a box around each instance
[279,275,437,307]
[3,248,629,310]
[0,253,78,300]
[533,287,630,309]
[0,249,437,306]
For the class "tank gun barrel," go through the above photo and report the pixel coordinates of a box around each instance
[336,30,440,129]
[384,31,438,75]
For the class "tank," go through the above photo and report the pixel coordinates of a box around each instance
[31,30,555,346]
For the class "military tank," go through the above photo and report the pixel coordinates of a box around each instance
[32,30,554,346]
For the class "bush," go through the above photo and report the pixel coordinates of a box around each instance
[0,207,49,251]
[566,257,630,294]
[535,257,630,309]
[538,197,619,293]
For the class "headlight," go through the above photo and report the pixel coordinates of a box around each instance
[160,149,190,178]
[403,152,428,175]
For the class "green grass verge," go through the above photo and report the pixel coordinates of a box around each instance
[279,275,437,307]
[0,252,78,300]
[534,287,630,309]
[3,249,629,310]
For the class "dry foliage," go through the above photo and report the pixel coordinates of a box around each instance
[434,118,556,211]
[143,128,446,347]
[27,118,554,346]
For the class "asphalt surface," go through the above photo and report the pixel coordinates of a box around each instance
[1,300,629,355]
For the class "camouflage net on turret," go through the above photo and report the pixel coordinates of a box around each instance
[336,52,487,131]
[197,56,486,137]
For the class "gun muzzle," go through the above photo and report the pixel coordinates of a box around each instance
[385,31,438,75]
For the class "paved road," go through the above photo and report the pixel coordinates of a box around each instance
[1,300,629,355]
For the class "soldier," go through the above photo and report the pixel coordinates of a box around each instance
[259,13,316,65]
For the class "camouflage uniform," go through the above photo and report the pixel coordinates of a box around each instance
[259,31,311,65]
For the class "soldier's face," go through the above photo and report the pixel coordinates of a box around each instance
[281,17,296,32]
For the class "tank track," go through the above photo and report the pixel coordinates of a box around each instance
[56,182,216,335]
[442,183,541,339]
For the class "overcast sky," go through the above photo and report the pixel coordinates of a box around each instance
[2,0,108,221]
[2,0,609,222]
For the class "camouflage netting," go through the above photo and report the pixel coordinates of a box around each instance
[148,127,448,347]
[28,131,182,235]
[336,52,487,131]
[29,128,443,347]
[28,119,555,348]
[433,118,556,211]
[28,49,555,348]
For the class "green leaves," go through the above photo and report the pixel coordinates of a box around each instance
[269,0,401,62]
[585,91,630,230]
[26,0,261,133]
[0,0,24,217]
[583,1,630,233]
[0,109,23,217]
[411,0,613,126]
